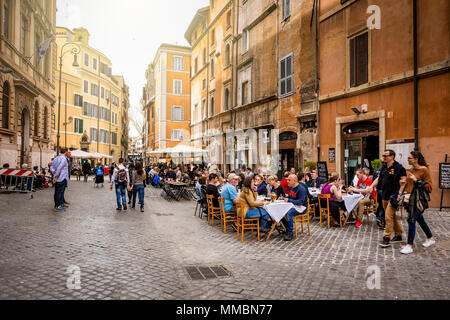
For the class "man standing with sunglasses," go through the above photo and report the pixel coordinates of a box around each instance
[369,150,407,248]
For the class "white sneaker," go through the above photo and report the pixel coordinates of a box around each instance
[423,239,436,248]
[400,246,414,254]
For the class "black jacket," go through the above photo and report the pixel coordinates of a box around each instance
[405,179,431,223]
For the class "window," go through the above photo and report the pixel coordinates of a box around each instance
[111,94,119,106]
[93,57,97,70]
[202,99,206,119]
[279,53,294,97]
[173,80,182,95]
[211,0,215,8]
[83,80,89,94]
[242,30,249,53]
[211,29,215,45]
[3,0,10,39]
[21,16,28,55]
[90,128,98,142]
[34,102,39,137]
[227,11,232,28]
[172,56,184,71]
[101,87,105,99]
[350,32,368,87]
[242,81,249,105]
[91,83,98,97]
[203,79,206,90]
[106,89,110,101]
[224,88,230,110]
[2,81,10,129]
[111,132,117,145]
[210,97,215,116]
[225,44,231,65]
[92,104,98,119]
[203,48,207,65]
[282,0,291,21]
[194,57,198,74]
[100,129,109,144]
[210,58,214,78]
[43,107,48,139]
[34,33,41,67]
[172,130,184,141]
[74,94,83,107]
[171,106,184,121]
[84,53,89,67]
[74,118,83,134]
[100,62,111,76]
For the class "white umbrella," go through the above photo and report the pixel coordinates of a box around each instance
[70,150,96,159]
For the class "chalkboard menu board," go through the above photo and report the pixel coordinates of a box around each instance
[329,148,335,163]
[439,163,450,189]
[317,162,329,182]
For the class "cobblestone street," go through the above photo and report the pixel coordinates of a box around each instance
[0,179,449,300]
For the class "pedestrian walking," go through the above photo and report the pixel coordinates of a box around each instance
[131,162,146,212]
[369,150,407,248]
[52,148,71,212]
[400,151,435,254]
[82,160,91,183]
[74,161,82,181]
[110,158,129,211]
[127,161,135,205]
[109,162,115,182]
[95,164,104,188]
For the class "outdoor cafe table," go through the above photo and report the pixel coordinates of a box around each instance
[263,201,306,241]
[340,193,364,226]
[308,188,321,199]
[167,181,190,200]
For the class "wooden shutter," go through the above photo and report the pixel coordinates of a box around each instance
[350,37,356,87]
[356,32,368,86]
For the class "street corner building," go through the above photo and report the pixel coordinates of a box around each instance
[0,0,57,168]
[318,0,449,207]
[54,26,130,163]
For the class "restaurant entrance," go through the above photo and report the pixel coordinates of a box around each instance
[343,121,379,186]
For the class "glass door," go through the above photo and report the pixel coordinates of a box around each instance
[344,139,362,187]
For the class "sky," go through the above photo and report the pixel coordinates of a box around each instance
[56,0,208,137]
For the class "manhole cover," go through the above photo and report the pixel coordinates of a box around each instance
[184,265,231,280]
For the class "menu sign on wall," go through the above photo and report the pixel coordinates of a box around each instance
[329,148,335,163]
[439,163,450,190]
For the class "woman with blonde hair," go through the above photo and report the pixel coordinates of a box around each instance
[267,175,286,199]
[238,177,271,233]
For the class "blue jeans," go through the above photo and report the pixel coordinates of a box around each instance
[54,179,67,208]
[245,207,269,228]
[132,184,145,209]
[376,189,385,221]
[286,207,307,234]
[407,210,433,245]
[115,183,127,209]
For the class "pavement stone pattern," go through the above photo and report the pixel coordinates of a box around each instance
[0,178,449,300]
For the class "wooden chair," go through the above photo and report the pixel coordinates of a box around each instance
[206,194,221,227]
[364,194,378,225]
[308,198,317,220]
[236,201,260,243]
[218,197,237,234]
[294,206,311,238]
[318,194,342,229]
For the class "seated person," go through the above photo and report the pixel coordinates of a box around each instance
[320,176,346,227]
[221,173,239,213]
[280,171,290,194]
[348,168,376,228]
[267,175,286,199]
[206,173,221,209]
[254,174,269,197]
[237,177,271,233]
[306,170,326,188]
[281,175,308,241]
[297,172,313,200]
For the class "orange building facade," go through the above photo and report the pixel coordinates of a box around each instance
[318,0,450,207]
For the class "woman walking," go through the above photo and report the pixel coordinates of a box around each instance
[131,162,146,212]
[400,151,435,254]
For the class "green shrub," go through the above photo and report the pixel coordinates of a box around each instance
[304,161,317,171]
[371,159,382,171]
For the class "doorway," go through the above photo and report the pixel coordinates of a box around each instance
[343,121,379,186]
[20,108,30,167]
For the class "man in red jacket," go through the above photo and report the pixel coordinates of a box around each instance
[280,171,290,194]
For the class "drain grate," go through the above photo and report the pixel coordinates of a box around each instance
[184,265,231,280]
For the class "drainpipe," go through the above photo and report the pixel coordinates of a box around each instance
[413,0,419,151]
[314,0,320,162]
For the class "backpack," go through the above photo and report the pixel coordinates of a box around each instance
[117,167,127,184]
[96,167,103,176]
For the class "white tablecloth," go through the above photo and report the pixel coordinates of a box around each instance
[309,188,321,198]
[263,202,307,223]
[341,194,364,213]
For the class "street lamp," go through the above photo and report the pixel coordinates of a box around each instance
[56,42,80,154]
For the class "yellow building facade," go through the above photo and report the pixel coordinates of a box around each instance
[54,27,129,163]
[147,44,191,154]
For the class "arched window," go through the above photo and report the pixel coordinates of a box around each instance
[2,81,10,129]
[224,88,230,110]
[225,44,231,66]
[43,107,48,139]
[34,101,39,137]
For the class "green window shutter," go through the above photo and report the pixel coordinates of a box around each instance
[79,119,83,134]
